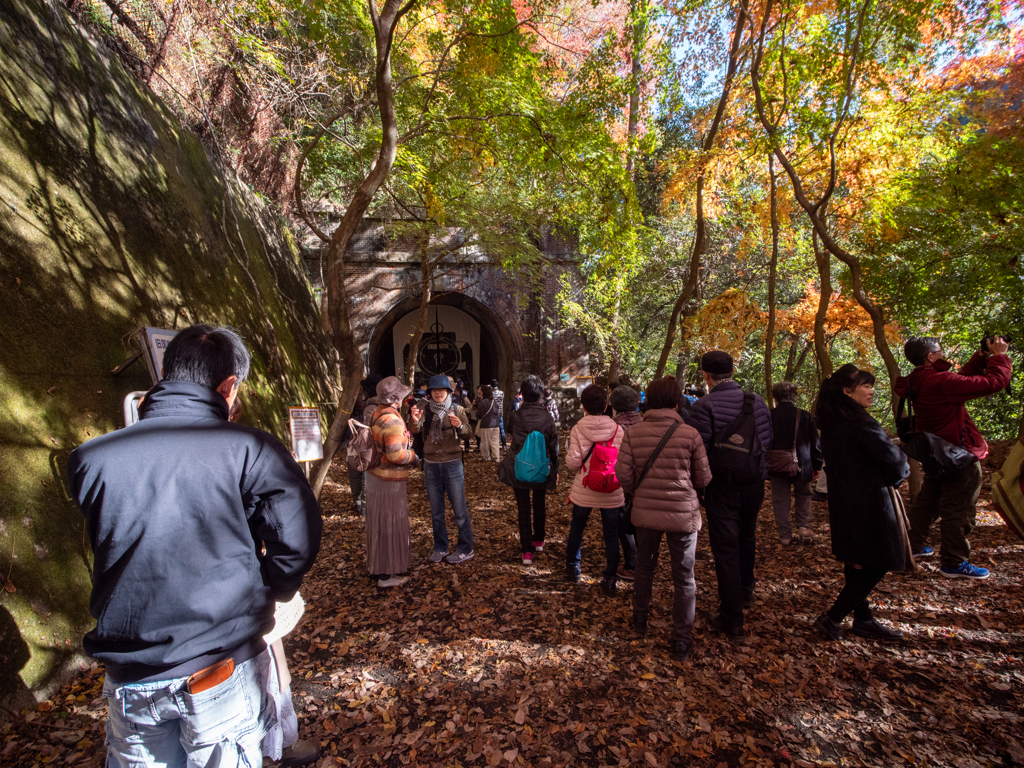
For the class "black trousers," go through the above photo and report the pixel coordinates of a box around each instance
[704,478,764,627]
[826,564,887,623]
[513,487,547,554]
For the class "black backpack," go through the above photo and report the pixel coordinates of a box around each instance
[707,392,767,484]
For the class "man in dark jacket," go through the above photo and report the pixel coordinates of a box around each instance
[67,325,323,767]
[894,336,1011,579]
[689,351,772,640]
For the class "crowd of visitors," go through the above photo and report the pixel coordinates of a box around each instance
[63,320,1016,762]
[348,337,1015,662]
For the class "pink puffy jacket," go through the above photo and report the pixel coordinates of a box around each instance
[566,414,626,508]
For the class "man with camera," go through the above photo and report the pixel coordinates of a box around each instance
[895,336,1011,579]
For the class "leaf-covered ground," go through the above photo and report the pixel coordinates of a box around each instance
[4,445,1024,767]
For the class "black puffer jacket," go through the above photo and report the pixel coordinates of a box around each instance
[689,381,773,481]
[505,401,559,489]
[821,414,909,570]
[769,402,823,482]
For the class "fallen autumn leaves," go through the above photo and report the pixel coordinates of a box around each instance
[3,444,1023,767]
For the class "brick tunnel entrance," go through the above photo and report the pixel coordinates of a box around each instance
[367,293,516,395]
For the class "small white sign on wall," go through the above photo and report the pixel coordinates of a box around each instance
[289,407,324,462]
[143,327,178,383]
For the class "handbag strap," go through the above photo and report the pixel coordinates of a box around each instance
[635,421,683,491]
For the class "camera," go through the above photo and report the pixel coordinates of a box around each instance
[980,334,1012,354]
[980,334,1012,395]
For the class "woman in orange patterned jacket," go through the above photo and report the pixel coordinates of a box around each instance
[367,376,419,588]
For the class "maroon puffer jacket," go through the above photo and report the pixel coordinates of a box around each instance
[615,409,711,533]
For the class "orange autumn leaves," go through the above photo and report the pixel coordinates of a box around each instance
[681,285,901,366]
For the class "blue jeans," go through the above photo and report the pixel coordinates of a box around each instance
[424,460,474,554]
[565,504,620,580]
[499,415,506,449]
[103,650,273,768]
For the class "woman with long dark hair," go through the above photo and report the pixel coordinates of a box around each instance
[813,364,910,641]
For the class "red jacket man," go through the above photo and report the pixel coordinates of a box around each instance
[894,337,1011,579]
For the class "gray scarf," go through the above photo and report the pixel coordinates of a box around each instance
[428,395,452,444]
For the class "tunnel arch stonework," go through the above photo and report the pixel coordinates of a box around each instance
[339,221,590,400]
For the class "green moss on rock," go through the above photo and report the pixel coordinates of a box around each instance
[0,0,338,700]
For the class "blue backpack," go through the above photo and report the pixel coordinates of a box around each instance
[515,431,550,483]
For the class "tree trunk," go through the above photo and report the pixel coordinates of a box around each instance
[609,0,647,383]
[791,339,813,380]
[309,0,417,498]
[654,2,746,377]
[783,338,798,381]
[404,234,435,387]
[812,229,833,380]
[748,0,899,395]
[764,153,779,406]
[607,286,622,383]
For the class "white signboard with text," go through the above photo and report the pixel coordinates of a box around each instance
[289,407,324,462]
[143,327,178,384]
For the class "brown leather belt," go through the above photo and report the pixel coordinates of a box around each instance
[186,658,234,695]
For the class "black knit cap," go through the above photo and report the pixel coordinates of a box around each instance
[700,351,734,375]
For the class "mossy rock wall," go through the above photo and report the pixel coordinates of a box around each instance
[0,0,339,704]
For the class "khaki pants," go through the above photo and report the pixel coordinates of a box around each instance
[770,476,813,540]
[908,460,982,567]
[479,427,500,461]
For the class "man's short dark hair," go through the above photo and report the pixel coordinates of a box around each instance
[162,325,250,389]
[904,337,941,366]
[646,378,681,410]
[580,384,607,415]
[491,378,500,389]
[771,382,798,403]
[520,375,544,403]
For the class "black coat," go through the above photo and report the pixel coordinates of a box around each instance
[820,414,910,570]
[67,380,323,682]
[769,402,823,481]
[505,401,559,490]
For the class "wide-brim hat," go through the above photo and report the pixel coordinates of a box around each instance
[377,376,412,404]
[700,350,734,375]
[427,374,453,392]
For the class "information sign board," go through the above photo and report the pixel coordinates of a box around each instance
[289,407,324,462]
[143,327,178,384]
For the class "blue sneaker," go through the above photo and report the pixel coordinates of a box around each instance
[939,561,990,579]
[912,545,934,558]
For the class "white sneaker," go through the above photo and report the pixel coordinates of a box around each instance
[429,550,448,563]
[378,575,409,588]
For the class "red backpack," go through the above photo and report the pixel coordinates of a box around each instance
[581,424,621,493]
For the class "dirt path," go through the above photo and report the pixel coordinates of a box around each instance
[4,448,1024,767]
